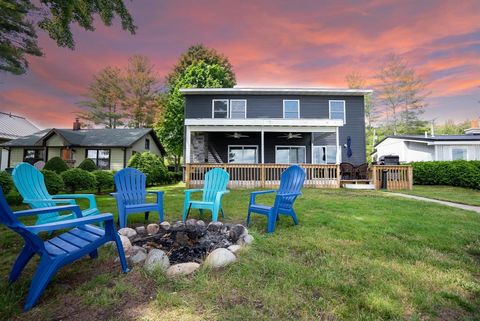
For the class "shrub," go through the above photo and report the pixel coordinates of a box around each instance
[61,169,97,193]
[127,152,168,186]
[41,170,64,194]
[6,192,23,206]
[0,171,13,195]
[410,161,480,190]
[93,170,114,193]
[44,156,69,174]
[78,158,97,172]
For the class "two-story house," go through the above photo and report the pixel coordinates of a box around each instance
[182,88,371,167]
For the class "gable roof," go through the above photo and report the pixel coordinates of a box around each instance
[375,134,480,147]
[3,128,166,154]
[180,87,373,96]
[0,112,40,140]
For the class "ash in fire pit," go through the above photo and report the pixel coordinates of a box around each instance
[129,219,249,265]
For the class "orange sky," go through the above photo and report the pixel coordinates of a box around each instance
[0,0,479,128]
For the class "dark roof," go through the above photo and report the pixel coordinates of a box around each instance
[3,128,166,154]
[375,134,480,146]
[180,87,373,96]
[0,112,40,140]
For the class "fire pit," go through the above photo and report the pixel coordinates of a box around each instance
[117,219,254,277]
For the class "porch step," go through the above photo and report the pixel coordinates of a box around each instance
[343,183,375,190]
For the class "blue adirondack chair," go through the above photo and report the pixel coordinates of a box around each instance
[182,168,230,222]
[0,187,128,311]
[13,163,100,226]
[247,165,306,233]
[112,168,164,228]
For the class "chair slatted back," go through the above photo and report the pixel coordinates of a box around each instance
[202,168,229,203]
[114,168,147,205]
[13,163,58,220]
[277,165,306,209]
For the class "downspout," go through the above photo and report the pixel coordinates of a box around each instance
[123,148,127,168]
[7,147,11,168]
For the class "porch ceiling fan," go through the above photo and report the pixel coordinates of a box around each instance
[278,133,302,139]
[226,132,249,139]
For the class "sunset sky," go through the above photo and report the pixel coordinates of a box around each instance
[0,0,479,129]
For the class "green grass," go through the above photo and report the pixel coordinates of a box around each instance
[1,184,480,320]
[394,185,480,206]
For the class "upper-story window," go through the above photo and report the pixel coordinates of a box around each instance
[212,99,229,118]
[329,100,346,122]
[283,100,300,119]
[230,100,247,118]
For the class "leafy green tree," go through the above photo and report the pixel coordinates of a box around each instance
[157,45,236,169]
[123,55,160,128]
[78,67,125,128]
[1,0,136,75]
[434,119,470,135]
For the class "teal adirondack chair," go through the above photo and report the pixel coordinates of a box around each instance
[12,163,100,225]
[182,168,230,222]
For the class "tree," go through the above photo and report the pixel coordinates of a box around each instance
[435,119,470,135]
[158,60,236,168]
[157,45,236,169]
[78,66,125,128]
[1,0,136,75]
[123,55,160,128]
[376,55,428,134]
[345,71,376,159]
[0,0,42,74]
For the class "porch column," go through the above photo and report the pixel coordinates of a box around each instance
[261,129,264,164]
[185,126,192,164]
[336,127,341,164]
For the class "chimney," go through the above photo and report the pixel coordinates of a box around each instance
[471,119,479,129]
[465,118,480,135]
[73,118,81,130]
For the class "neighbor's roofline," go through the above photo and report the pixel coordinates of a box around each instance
[179,87,373,96]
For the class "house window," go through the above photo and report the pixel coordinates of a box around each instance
[275,146,306,164]
[145,138,150,150]
[329,100,346,122]
[228,146,258,163]
[212,99,229,118]
[313,146,338,164]
[86,149,110,169]
[283,100,300,119]
[452,148,467,160]
[23,149,44,165]
[230,100,247,119]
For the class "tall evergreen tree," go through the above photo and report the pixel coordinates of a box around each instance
[78,66,125,128]
[1,0,136,75]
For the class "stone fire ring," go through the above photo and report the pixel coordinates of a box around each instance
[114,219,254,278]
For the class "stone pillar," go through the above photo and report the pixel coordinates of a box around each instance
[191,133,207,163]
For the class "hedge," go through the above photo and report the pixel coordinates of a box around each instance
[93,170,114,193]
[410,161,480,190]
[78,158,97,172]
[44,156,69,174]
[0,171,13,195]
[127,152,169,186]
[61,168,97,193]
[41,170,64,194]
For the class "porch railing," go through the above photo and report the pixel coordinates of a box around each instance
[184,163,340,189]
[370,165,413,190]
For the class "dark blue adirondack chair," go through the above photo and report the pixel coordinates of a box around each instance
[0,187,128,311]
[182,168,230,222]
[247,165,306,233]
[112,168,164,228]
[13,162,100,226]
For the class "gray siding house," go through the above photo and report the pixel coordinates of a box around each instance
[181,88,371,166]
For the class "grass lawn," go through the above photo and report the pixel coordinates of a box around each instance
[394,185,480,207]
[1,184,480,320]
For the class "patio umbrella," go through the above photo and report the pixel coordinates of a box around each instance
[347,136,353,158]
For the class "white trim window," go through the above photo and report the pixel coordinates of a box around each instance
[212,99,229,118]
[228,145,258,163]
[230,99,247,119]
[329,100,346,123]
[275,146,306,164]
[452,147,467,160]
[283,100,300,119]
[312,146,337,164]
